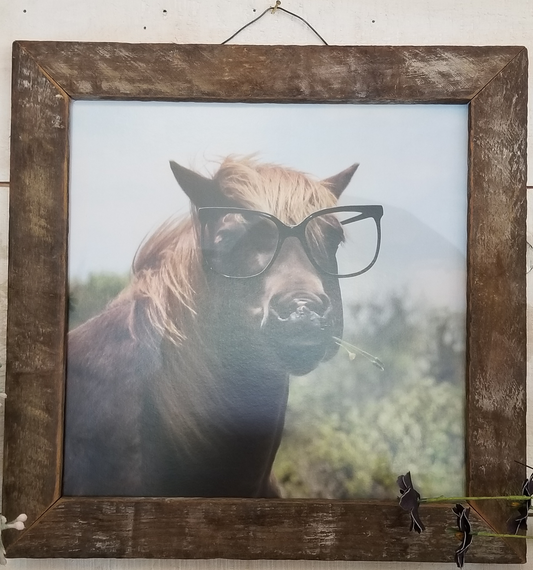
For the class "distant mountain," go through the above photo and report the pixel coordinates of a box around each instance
[340,203,467,312]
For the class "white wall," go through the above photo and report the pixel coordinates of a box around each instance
[1,1,532,569]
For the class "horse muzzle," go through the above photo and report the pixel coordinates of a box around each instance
[262,294,336,375]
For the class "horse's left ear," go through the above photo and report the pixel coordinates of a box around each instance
[169,161,236,208]
[323,163,359,198]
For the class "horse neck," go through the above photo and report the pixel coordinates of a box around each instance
[178,332,291,440]
[153,339,290,496]
[201,359,290,495]
[215,358,290,429]
[154,313,290,426]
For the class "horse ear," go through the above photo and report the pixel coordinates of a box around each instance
[323,163,359,198]
[169,161,235,207]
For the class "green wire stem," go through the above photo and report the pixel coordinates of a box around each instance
[421,495,530,503]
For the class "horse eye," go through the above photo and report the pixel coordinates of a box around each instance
[211,219,274,247]
[325,226,344,248]
[204,215,279,278]
[304,219,343,275]
[213,228,234,246]
[309,224,343,254]
[206,214,248,246]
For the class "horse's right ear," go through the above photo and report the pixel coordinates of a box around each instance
[323,163,359,199]
[169,161,234,208]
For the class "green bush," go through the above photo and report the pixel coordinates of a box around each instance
[69,272,129,329]
[273,295,465,499]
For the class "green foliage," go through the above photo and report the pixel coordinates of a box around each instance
[273,294,465,500]
[69,272,129,329]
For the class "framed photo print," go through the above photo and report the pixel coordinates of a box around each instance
[4,42,527,563]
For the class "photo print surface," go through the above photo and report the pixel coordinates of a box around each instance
[65,101,468,499]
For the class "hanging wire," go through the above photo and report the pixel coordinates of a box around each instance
[276,5,328,44]
[222,1,328,45]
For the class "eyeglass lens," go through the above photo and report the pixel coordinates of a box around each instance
[305,211,380,277]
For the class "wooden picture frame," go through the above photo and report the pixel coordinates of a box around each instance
[4,42,527,563]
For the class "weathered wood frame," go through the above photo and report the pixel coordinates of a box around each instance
[4,42,528,563]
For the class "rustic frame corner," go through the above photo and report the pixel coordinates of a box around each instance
[4,42,528,563]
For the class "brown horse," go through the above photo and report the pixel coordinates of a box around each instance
[63,157,364,497]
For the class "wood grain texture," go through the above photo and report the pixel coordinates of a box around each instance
[3,42,528,563]
[4,42,68,526]
[13,43,525,103]
[466,48,528,561]
[4,498,521,563]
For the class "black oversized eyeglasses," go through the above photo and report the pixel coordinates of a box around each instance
[197,205,383,279]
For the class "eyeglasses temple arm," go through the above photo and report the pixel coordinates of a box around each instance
[340,213,373,225]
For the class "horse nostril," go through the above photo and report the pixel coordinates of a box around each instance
[270,293,330,321]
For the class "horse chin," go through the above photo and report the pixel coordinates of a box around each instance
[262,310,338,376]
[274,342,328,376]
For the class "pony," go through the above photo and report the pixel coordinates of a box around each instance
[63,156,360,497]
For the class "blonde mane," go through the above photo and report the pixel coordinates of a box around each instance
[214,156,339,223]
[129,218,204,346]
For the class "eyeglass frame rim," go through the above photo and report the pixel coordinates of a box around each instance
[196,204,384,279]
